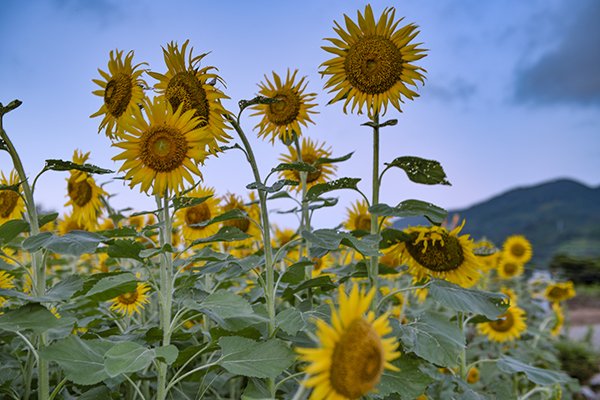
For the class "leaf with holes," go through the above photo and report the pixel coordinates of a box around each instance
[305,177,361,201]
[385,156,450,185]
[370,200,447,225]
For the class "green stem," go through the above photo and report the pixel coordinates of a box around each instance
[458,312,467,380]
[369,113,380,300]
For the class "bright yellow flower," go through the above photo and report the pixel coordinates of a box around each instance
[344,200,390,233]
[550,302,564,337]
[478,305,527,343]
[57,212,92,234]
[544,281,576,303]
[502,235,533,265]
[497,258,524,280]
[0,170,25,223]
[220,193,261,247]
[311,253,335,278]
[0,271,15,307]
[297,285,400,399]
[500,287,518,306]
[175,185,221,243]
[109,282,151,316]
[278,138,337,191]
[321,5,427,117]
[467,367,480,384]
[65,150,107,227]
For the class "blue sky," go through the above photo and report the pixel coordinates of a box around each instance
[0,0,598,228]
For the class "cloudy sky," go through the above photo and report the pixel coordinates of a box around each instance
[0,0,598,228]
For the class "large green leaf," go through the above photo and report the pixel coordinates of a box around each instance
[0,219,29,245]
[190,226,251,246]
[385,156,451,185]
[40,336,113,385]
[0,303,74,333]
[428,279,508,319]
[173,194,212,211]
[218,336,295,379]
[83,273,138,302]
[106,239,145,261]
[104,342,155,377]
[23,231,105,256]
[246,179,298,193]
[302,229,381,257]
[370,200,448,225]
[270,162,317,174]
[374,355,434,399]
[497,356,573,386]
[185,290,257,327]
[46,275,84,302]
[275,308,306,336]
[305,177,361,201]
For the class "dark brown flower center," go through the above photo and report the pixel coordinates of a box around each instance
[140,126,188,173]
[405,231,464,272]
[68,177,93,207]
[503,262,518,276]
[0,190,20,218]
[117,290,139,305]
[510,243,526,257]
[104,72,133,118]
[293,152,322,183]
[185,203,211,230]
[166,71,209,126]
[355,214,371,232]
[547,286,568,300]
[489,311,515,333]
[222,197,250,233]
[267,91,301,126]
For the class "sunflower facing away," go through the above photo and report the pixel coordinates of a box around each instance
[478,305,527,343]
[175,185,221,243]
[0,270,15,307]
[149,40,231,155]
[109,282,151,316]
[65,150,108,227]
[112,96,211,195]
[251,69,317,144]
[297,285,400,399]
[544,281,576,303]
[279,137,337,191]
[502,235,533,265]
[0,170,24,223]
[321,5,427,117]
[91,49,147,140]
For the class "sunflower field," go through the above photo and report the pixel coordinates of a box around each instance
[0,4,582,400]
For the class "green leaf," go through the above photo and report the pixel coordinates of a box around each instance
[23,231,105,256]
[305,177,361,201]
[104,342,155,378]
[173,195,212,211]
[139,243,174,259]
[385,156,451,185]
[241,378,272,400]
[96,227,138,238]
[374,355,434,399]
[155,345,179,364]
[190,226,251,246]
[428,279,509,319]
[314,151,353,165]
[238,95,280,112]
[246,179,298,193]
[379,228,411,249]
[497,356,573,386]
[0,219,29,245]
[302,229,381,257]
[218,337,295,379]
[46,275,84,302]
[280,261,312,284]
[84,273,137,302]
[38,212,59,229]
[398,313,465,367]
[106,239,145,261]
[369,200,448,225]
[186,209,248,230]
[270,162,317,174]
[44,159,113,174]
[185,290,255,324]
[40,336,113,385]
[284,276,336,297]
[362,119,398,129]
[276,308,306,336]
[78,386,111,400]
[0,303,74,333]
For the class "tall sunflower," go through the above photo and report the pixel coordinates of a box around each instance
[149,40,231,155]
[394,222,480,288]
[297,285,400,399]
[112,96,211,195]
[109,282,151,316]
[0,170,25,223]
[65,150,107,227]
[175,185,221,243]
[279,137,336,191]
[251,69,317,144]
[91,49,147,140]
[344,200,389,233]
[502,235,532,265]
[478,305,527,343]
[321,5,427,117]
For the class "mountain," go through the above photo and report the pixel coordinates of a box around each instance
[393,179,600,267]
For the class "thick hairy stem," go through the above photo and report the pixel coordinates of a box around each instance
[369,113,380,300]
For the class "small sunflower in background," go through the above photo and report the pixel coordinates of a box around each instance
[297,285,400,399]
[271,225,297,249]
[57,212,90,234]
[321,4,427,117]
[344,200,389,233]
[65,150,107,227]
[175,185,221,243]
[278,137,337,191]
[251,69,317,144]
[149,40,231,155]
[550,302,565,337]
[478,305,527,343]
[220,193,261,246]
[0,271,15,307]
[0,170,24,223]
[394,222,480,288]
[497,258,524,280]
[311,253,335,277]
[502,235,532,264]
[544,281,576,303]
[467,367,480,384]
[91,49,147,140]
[109,282,151,317]
[112,96,211,195]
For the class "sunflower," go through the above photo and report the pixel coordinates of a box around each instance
[321,5,427,117]
[220,193,261,247]
[112,96,212,195]
[251,69,317,144]
[149,40,231,155]
[91,49,147,140]
[544,281,576,303]
[57,212,92,234]
[272,225,297,249]
[393,222,480,288]
[500,287,518,305]
[64,150,107,227]
[0,170,25,223]
[502,235,532,264]
[497,258,524,280]
[344,200,389,233]
[478,305,527,343]
[175,185,221,243]
[467,367,480,384]
[311,253,335,278]
[550,302,564,337]
[279,138,336,191]
[297,285,400,399]
[0,270,15,307]
[109,282,151,316]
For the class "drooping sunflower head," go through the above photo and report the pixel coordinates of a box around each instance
[502,235,533,265]
[344,200,389,233]
[251,69,318,144]
[297,285,400,399]
[544,281,576,303]
[550,302,564,337]
[396,222,480,288]
[478,305,527,343]
[175,185,221,243]
[91,49,147,140]
[0,270,15,307]
[65,150,108,227]
[497,258,524,280]
[278,137,337,191]
[149,40,232,154]
[0,170,25,223]
[112,96,212,196]
[109,282,151,316]
[321,4,427,117]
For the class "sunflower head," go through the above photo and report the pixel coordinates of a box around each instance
[175,186,221,243]
[65,150,107,227]
[58,212,92,234]
[322,5,427,117]
[544,281,576,303]
[502,235,533,264]
[220,193,261,246]
[297,285,400,399]
[272,225,297,249]
[478,305,527,343]
[467,367,480,384]
[497,258,524,280]
[550,302,564,337]
[344,200,389,233]
[279,137,337,191]
[109,282,151,316]
[0,170,24,223]
[251,69,317,144]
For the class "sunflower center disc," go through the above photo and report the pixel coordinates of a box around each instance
[510,243,526,257]
[68,177,93,207]
[222,200,250,233]
[345,36,404,95]
[267,91,301,126]
[330,318,385,398]
[312,257,323,272]
[548,286,567,300]
[140,126,188,173]
[355,214,372,231]
[118,291,139,305]
[406,231,464,272]
[166,72,210,125]
[104,72,133,118]
[185,203,212,230]
[293,153,322,183]
[503,262,517,276]
[489,311,515,333]
[0,191,20,218]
